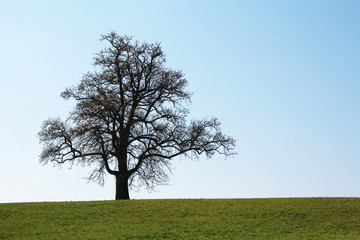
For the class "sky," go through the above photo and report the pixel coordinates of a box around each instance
[0,0,359,202]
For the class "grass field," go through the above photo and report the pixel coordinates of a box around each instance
[1,198,359,239]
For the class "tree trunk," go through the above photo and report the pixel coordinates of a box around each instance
[115,175,130,200]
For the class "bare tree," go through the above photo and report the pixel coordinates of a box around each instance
[38,32,236,200]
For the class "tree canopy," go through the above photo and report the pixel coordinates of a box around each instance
[38,32,236,199]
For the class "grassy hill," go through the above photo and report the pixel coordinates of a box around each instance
[1,198,359,239]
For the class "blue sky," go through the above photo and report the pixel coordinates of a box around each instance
[0,0,359,202]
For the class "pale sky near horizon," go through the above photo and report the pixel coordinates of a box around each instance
[0,0,359,202]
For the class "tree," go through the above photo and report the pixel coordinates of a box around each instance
[38,32,236,200]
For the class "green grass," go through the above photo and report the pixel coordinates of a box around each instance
[1,198,359,239]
